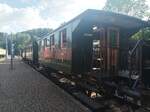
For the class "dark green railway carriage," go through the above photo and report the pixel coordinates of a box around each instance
[22,40,38,65]
[22,9,150,108]
[37,9,149,77]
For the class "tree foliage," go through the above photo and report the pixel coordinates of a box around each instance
[13,33,31,55]
[131,27,150,40]
[104,0,150,40]
[0,33,6,49]
[13,28,52,55]
[0,28,53,55]
[103,0,149,19]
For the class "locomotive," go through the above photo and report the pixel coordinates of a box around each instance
[22,9,150,108]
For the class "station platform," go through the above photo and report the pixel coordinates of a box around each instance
[0,59,91,112]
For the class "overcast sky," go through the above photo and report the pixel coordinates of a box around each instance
[0,0,149,33]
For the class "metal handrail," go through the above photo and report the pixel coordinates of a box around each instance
[129,39,143,56]
[129,39,144,89]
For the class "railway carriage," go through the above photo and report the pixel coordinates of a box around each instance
[22,9,150,107]
[37,19,79,73]
[22,40,38,65]
[22,44,32,61]
[37,9,149,78]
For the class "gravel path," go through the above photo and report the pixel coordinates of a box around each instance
[0,59,91,112]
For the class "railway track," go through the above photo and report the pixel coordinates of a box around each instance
[24,60,150,112]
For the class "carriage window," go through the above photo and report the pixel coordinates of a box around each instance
[59,29,67,48]
[38,40,42,51]
[38,41,41,46]
[41,40,44,46]
[44,38,50,47]
[62,29,67,43]
[51,35,55,46]
[47,38,50,46]
[109,29,119,48]
[44,38,47,47]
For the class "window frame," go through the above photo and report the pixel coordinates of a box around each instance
[59,28,67,48]
[50,34,55,46]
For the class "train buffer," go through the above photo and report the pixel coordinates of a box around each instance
[0,59,91,112]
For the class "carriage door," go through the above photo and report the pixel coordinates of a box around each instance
[107,28,119,75]
[32,41,38,64]
[91,28,105,72]
[142,43,150,87]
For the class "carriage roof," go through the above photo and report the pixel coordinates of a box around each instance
[37,9,150,41]
[54,9,149,31]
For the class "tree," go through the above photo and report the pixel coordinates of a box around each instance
[104,0,150,40]
[103,0,149,19]
[13,28,53,55]
[131,27,150,40]
[13,33,31,55]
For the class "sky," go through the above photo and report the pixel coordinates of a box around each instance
[0,0,149,33]
[0,0,107,33]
